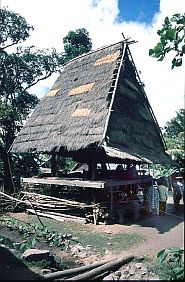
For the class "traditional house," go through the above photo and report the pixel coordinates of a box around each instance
[11,40,172,223]
[11,41,170,165]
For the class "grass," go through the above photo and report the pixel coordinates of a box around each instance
[22,215,145,254]
[0,213,146,255]
[2,213,172,279]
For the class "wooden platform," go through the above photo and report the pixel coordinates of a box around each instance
[22,176,151,189]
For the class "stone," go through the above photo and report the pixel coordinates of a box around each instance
[103,274,114,280]
[105,230,112,234]
[21,248,53,262]
[121,269,129,275]
[129,270,135,275]
[78,252,87,258]
[72,237,79,241]
[129,267,135,275]
[40,269,52,275]
[135,262,143,269]
[105,249,111,255]
[136,255,145,261]
[114,270,121,277]
[140,266,148,275]
[135,273,142,279]
[120,275,126,280]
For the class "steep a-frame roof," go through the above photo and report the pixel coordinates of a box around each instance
[11,41,171,164]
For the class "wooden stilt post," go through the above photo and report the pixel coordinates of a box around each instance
[110,186,114,222]
[51,150,57,177]
[51,150,57,196]
[89,157,97,181]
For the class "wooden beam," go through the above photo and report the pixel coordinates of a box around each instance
[43,260,111,280]
[110,186,114,221]
[21,177,152,189]
[67,255,135,280]
[26,209,86,223]
[89,157,97,181]
[51,150,57,177]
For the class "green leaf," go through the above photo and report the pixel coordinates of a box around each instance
[149,49,154,56]
[154,42,163,55]
[160,34,167,44]
[173,58,182,67]
[30,237,37,248]
[157,55,165,61]
[182,45,185,54]
[175,268,184,279]
[170,247,182,253]
[164,16,171,26]
[165,46,173,53]
[20,243,27,252]
[165,29,176,41]
[157,248,168,263]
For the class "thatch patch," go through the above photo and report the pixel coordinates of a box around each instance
[71,108,91,117]
[94,51,120,66]
[46,88,60,97]
[68,82,95,96]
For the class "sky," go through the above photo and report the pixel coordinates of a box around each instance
[1,0,185,128]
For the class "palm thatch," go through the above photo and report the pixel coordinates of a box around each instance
[11,41,171,164]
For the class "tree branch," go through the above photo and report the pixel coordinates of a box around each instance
[24,71,53,92]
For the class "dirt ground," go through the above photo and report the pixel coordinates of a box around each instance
[99,197,184,261]
[0,195,184,280]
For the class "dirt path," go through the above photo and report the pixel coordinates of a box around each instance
[0,196,184,280]
[91,196,184,261]
[131,197,184,255]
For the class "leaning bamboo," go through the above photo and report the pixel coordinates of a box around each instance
[27,209,85,220]
[22,191,96,208]
[26,209,86,223]
[43,260,111,280]
[0,192,31,206]
[66,255,134,280]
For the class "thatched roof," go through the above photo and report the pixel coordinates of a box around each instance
[11,41,171,164]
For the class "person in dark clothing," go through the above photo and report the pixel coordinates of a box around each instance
[172,179,183,211]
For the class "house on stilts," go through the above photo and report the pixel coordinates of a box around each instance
[11,40,172,224]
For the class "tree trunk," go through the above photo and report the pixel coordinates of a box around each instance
[2,149,14,194]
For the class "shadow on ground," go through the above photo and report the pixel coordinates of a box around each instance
[0,245,41,280]
[124,203,184,234]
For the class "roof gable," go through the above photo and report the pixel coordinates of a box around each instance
[11,41,171,164]
[12,42,123,153]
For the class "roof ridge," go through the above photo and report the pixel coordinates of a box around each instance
[63,40,124,66]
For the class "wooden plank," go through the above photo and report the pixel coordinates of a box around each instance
[22,177,105,188]
[26,209,86,223]
[22,177,151,189]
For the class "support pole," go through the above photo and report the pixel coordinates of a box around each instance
[89,157,97,181]
[51,150,57,177]
[110,186,114,222]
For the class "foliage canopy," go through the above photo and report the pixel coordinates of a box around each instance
[63,28,92,61]
[149,13,185,69]
[0,8,93,193]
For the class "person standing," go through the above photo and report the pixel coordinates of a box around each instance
[172,178,183,211]
[146,180,160,216]
[157,178,168,216]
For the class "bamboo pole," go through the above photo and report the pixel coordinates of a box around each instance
[43,260,111,280]
[66,255,135,280]
[22,191,96,208]
[26,209,86,223]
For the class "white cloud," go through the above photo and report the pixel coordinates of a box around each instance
[1,0,185,127]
